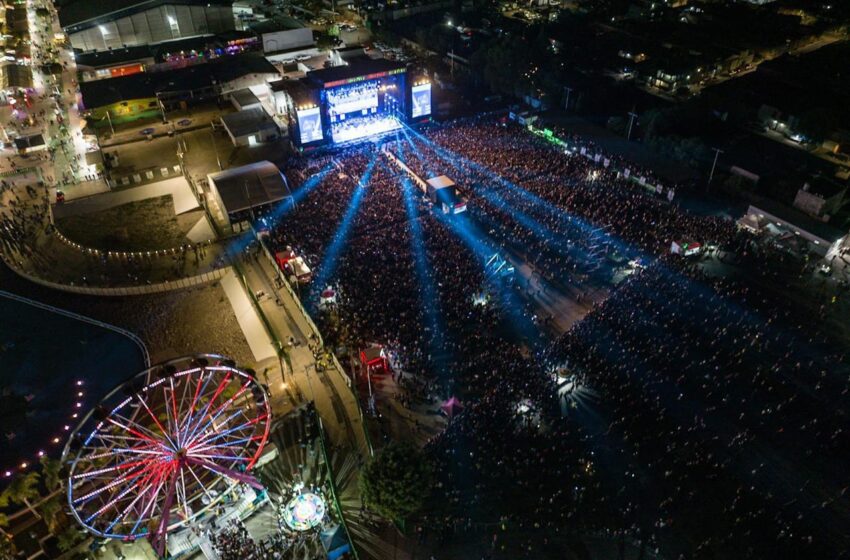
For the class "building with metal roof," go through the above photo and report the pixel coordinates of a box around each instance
[58,0,236,53]
[207,161,291,228]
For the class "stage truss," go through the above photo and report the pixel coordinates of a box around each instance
[63,355,271,555]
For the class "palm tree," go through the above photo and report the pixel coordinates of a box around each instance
[5,472,42,520]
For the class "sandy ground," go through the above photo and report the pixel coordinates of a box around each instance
[55,195,204,251]
[0,264,254,367]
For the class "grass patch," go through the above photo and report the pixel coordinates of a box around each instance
[55,196,203,252]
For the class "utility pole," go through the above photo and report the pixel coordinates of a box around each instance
[157,94,167,124]
[563,86,573,111]
[708,147,724,191]
[105,110,115,136]
[626,111,638,141]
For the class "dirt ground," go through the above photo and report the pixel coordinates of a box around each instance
[0,265,255,368]
[55,195,204,251]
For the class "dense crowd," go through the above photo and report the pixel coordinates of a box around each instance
[211,519,301,560]
[267,116,849,558]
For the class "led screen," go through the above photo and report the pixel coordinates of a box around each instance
[411,83,432,118]
[297,107,323,144]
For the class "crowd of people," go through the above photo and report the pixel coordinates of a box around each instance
[266,115,848,559]
[211,519,303,560]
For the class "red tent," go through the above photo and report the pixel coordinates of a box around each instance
[275,249,296,269]
[360,344,389,374]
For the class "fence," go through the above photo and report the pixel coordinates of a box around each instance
[255,231,325,346]
[1,252,229,296]
[253,230,373,457]
[0,289,151,367]
[526,123,677,200]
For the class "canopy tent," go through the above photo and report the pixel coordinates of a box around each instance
[441,396,464,419]
[360,343,389,373]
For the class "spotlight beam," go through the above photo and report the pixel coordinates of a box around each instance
[312,155,378,289]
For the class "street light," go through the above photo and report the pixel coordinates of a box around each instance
[627,111,638,141]
[563,86,573,112]
[708,147,724,191]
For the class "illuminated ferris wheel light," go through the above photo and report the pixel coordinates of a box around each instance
[63,356,271,557]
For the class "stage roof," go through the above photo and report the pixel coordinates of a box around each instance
[427,175,456,189]
[208,161,291,215]
[306,58,406,88]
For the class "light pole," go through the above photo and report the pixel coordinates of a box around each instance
[708,147,724,191]
[563,86,573,111]
[626,111,638,141]
[209,129,222,171]
[105,109,115,136]
[156,94,167,124]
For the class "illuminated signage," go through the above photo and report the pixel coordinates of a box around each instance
[411,83,431,118]
[297,107,323,144]
[323,67,406,89]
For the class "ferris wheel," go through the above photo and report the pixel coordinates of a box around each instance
[64,355,271,555]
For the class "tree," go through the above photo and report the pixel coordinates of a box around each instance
[360,442,434,523]
[0,524,16,560]
[5,472,41,520]
[56,526,85,553]
[39,498,63,535]
[39,457,63,495]
[0,512,15,559]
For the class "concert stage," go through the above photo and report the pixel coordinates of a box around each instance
[274,58,431,148]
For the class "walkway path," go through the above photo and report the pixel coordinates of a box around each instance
[220,269,278,362]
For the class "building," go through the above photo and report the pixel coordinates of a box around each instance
[79,53,279,120]
[792,178,847,219]
[206,161,291,228]
[229,88,264,112]
[13,134,46,154]
[220,108,279,146]
[259,28,313,55]
[73,31,258,82]
[738,200,846,256]
[58,0,237,52]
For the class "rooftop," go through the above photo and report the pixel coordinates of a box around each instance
[249,16,304,35]
[800,176,848,200]
[58,0,233,30]
[230,88,261,108]
[79,53,278,108]
[221,108,277,138]
[208,161,291,215]
[74,31,255,67]
[750,198,846,243]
